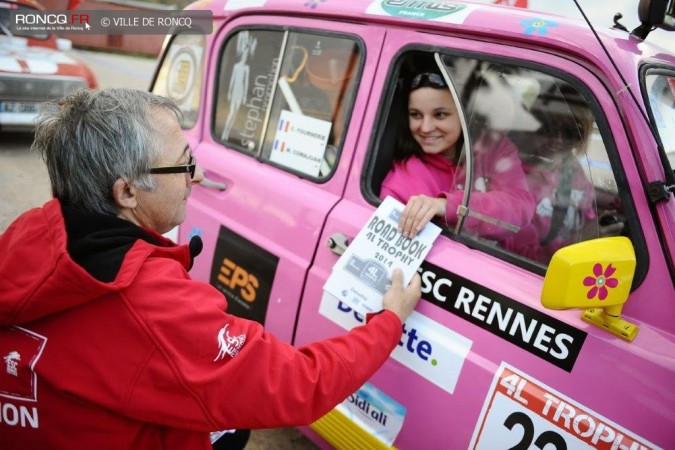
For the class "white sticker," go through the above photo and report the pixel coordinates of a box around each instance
[224,0,266,11]
[470,363,660,450]
[319,292,472,394]
[269,110,331,177]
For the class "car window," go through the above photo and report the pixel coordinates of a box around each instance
[373,50,631,268]
[151,33,205,129]
[213,28,360,180]
[643,69,675,168]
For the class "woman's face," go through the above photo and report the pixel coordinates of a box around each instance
[408,87,462,159]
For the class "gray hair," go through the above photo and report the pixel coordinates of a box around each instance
[32,88,181,216]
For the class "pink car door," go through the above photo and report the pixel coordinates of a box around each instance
[295,27,674,449]
[179,15,386,342]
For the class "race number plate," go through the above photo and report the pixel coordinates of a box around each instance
[470,363,658,450]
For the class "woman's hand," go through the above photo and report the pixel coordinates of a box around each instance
[399,195,447,238]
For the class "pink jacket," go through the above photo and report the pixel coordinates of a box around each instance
[380,135,535,240]
[503,159,596,263]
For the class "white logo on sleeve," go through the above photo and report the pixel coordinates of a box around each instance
[4,351,20,377]
[214,324,246,362]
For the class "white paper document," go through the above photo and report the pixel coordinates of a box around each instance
[323,196,441,314]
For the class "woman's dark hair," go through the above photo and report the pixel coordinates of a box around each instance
[393,71,465,163]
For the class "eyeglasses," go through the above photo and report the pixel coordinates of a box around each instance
[149,154,197,179]
[410,72,447,89]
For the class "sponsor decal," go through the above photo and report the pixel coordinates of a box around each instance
[0,327,46,430]
[167,47,198,103]
[418,261,586,371]
[336,382,406,446]
[216,30,280,152]
[161,35,205,126]
[214,324,246,361]
[470,363,659,449]
[319,293,472,394]
[210,225,279,324]
[366,0,475,23]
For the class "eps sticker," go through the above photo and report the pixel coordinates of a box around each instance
[366,0,475,23]
[319,292,472,394]
[418,261,587,372]
[209,225,278,324]
[469,363,659,450]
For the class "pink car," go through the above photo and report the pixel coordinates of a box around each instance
[151,0,674,448]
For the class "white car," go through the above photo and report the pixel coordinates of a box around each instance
[0,0,97,130]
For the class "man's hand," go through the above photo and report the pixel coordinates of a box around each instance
[382,268,422,323]
[399,195,446,238]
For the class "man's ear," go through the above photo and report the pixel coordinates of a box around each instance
[112,177,138,210]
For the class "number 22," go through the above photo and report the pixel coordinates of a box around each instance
[504,411,567,450]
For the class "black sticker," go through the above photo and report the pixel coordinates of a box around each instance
[210,225,279,324]
[418,261,586,372]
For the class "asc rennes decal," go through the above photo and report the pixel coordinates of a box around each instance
[470,363,658,449]
[418,261,586,372]
[210,225,279,324]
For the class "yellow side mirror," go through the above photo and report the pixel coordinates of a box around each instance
[541,237,638,341]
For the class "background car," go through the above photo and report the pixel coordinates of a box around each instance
[0,0,97,131]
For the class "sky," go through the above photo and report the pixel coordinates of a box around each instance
[480,0,675,54]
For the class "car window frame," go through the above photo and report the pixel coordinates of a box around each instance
[210,23,366,184]
[639,63,675,173]
[363,43,648,287]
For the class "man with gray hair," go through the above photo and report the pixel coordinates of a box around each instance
[0,88,421,450]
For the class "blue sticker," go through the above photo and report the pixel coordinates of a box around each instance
[520,18,558,36]
[188,227,203,239]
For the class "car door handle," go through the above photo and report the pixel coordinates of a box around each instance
[200,177,228,191]
[327,232,350,256]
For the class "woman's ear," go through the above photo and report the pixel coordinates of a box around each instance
[112,177,138,210]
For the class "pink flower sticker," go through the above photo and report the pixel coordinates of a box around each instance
[583,263,619,300]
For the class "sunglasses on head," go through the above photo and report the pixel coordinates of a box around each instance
[410,72,447,89]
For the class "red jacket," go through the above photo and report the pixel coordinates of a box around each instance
[0,199,402,449]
